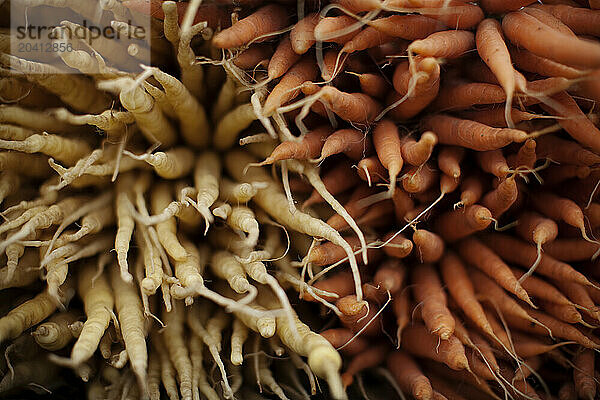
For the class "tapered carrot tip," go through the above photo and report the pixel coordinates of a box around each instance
[470,206,493,228]
[510,129,528,143]
[337,295,367,316]
[341,372,353,388]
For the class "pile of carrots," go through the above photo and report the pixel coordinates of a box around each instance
[1,0,600,398]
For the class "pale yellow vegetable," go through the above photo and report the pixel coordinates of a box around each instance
[189,333,220,400]
[231,317,249,366]
[212,76,237,122]
[162,302,193,400]
[227,206,260,249]
[0,250,39,290]
[153,332,179,400]
[0,133,91,166]
[214,103,257,150]
[125,147,194,179]
[162,1,180,45]
[194,151,221,231]
[0,124,35,141]
[210,250,257,297]
[149,182,188,261]
[147,352,161,400]
[0,171,19,204]
[0,105,76,133]
[115,173,136,282]
[0,152,50,177]
[32,312,79,351]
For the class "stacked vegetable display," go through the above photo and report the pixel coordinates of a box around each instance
[1,0,600,398]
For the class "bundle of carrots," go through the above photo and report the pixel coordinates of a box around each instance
[1,0,600,398]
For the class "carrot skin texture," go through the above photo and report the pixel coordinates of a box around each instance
[212,5,289,49]
[387,350,433,400]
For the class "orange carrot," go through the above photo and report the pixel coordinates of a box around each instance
[432,82,507,111]
[393,289,410,345]
[357,155,387,186]
[553,280,600,321]
[212,4,289,48]
[372,259,406,295]
[481,234,596,288]
[307,236,373,267]
[559,382,578,400]
[392,188,415,222]
[290,13,319,54]
[320,328,368,356]
[401,132,437,167]
[530,4,600,36]
[341,26,393,54]
[516,211,559,249]
[502,10,600,68]
[540,91,600,154]
[372,119,402,195]
[530,191,592,241]
[387,350,433,400]
[438,147,464,179]
[341,344,388,387]
[511,332,574,358]
[326,185,375,231]
[476,150,510,178]
[313,15,361,44]
[402,164,438,193]
[354,199,395,231]
[409,30,475,59]
[544,239,600,262]
[418,0,484,30]
[542,165,590,185]
[481,175,518,218]
[353,73,389,99]
[316,128,370,162]
[413,229,444,263]
[456,175,485,208]
[459,108,546,128]
[233,44,272,69]
[337,296,381,336]
[434,205,492,242]
[402,324,469,371]
[458,237,534,306]
[512,139,537,170]
[573,349,596,400]
[536,135,600,166]
[255,125,331,166]
[369,14,446,40]
[302,160,360,208]
[441,252,495,338]
[422,114,527,151]
[263,57,319,116]
[511,268,574,307]
[302,271,356,302]
[538,300,584,325]
[412,263,455,340]
[509,46,588,79]
[382,232,414,259]
[268,35,301,80]
[479,0,536,14]
[314,86,382,125]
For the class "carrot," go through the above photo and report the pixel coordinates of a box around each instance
[315,128,370,162]
[263,57,319,116]
[302,271,355,302]
[341,27,393,54]
[402,164,438,193]
[314,15,361,44]
[386,57,441,120]
[573,349,596,400]
[540,91,600,154]
[458,237,534,306]
[432,82,507,111]
[418,0,484,30]
[559,382,578,400]
[341,344,388,387]
[402,132,437,167]
[422,114,527,151]
[413,229,444,263]
[459,108,547,128]
[393,289,410,345]
[434,205,492,242]
[509,46,588,79]
[309,86,382,125]
[302,160,360,208]
[530,191,594,242]
[320,328,368,356]
[391,187,415,222]
[402,324,469,371]
[372,259,406,295]
[538,300,585,325]
[337,296,381,336]
[212,4,289,49]
[369,14,446,40]
[536,134,600,166]
[542,165,590,185]
[585,203,600,229]
[387,350,433,400]
[412,263,455,340]
[512,139,537,170]
[481,175,518,218]
[254,125,331,166]
[480,0,536,14]
[476,18,528,128]
[530,4,600,36]
[437,147,464,180]
[373,119,402,196]
[122,0,228,29]
[290,13,319,54]
[476,150,510,178]
[553,280,600,321]
[268,35,301,80]
[326,185,375,231]
[509,308,599,348]
[481,234,596,288]
[502,10,600,68]
[409,30,474,59]
[544,239,600,262]
[233,45,272,69]
[381,231,413,259]
[351,72,389,100]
